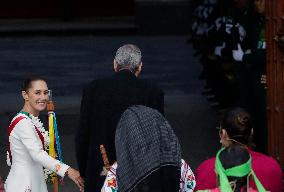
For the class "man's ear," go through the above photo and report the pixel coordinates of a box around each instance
[113,60,118,72]
[139,62,143,71]
[135,62,143,76]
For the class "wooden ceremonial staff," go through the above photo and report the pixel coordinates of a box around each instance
[100,145,110,173]
[47,90,59,192]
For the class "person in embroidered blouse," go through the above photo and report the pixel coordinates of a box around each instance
[4,75,84,192]
[101,105,196,192]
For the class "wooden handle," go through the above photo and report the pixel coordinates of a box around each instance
[47,101,55,111]
[100,145,110,170]
[53,177,58,192]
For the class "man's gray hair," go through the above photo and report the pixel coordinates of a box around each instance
[114,44,142,71]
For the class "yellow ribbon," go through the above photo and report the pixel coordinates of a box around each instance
[48,112,57,183]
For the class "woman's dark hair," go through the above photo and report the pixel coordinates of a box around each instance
[21,75,46,92]
[220,145,250,192]
[221,107,254,146]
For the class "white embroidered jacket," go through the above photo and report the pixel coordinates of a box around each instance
[5,113,69,192]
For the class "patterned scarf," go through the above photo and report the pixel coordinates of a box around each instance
[115,105,181,192]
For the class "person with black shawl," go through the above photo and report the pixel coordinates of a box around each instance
[101,105,196,192]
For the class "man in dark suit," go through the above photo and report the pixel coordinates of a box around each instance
[75,44,164,192]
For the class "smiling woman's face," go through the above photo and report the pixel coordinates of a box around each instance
[22,80,49,115]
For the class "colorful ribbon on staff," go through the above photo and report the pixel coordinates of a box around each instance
[49,112,63,162]
[48,111,63,192]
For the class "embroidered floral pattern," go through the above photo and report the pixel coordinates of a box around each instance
[102,160,196,192]
[55,164,61,173]
[107,178,117,188]
[180,159,196,192]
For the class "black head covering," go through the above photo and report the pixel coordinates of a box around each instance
[115,105,181,192]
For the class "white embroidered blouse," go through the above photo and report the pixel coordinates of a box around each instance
[101,159,196,192]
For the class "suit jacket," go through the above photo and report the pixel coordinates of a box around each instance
[75,70,164,192]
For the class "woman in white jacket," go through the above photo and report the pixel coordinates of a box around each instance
[5,75,84,192]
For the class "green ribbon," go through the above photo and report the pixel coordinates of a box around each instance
[19,111,31,117]
[215,147,266,192]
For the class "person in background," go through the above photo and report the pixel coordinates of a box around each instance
[101,105,196,192]
[194,107,282,192]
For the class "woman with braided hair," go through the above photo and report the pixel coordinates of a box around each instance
[194,107,282,192]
